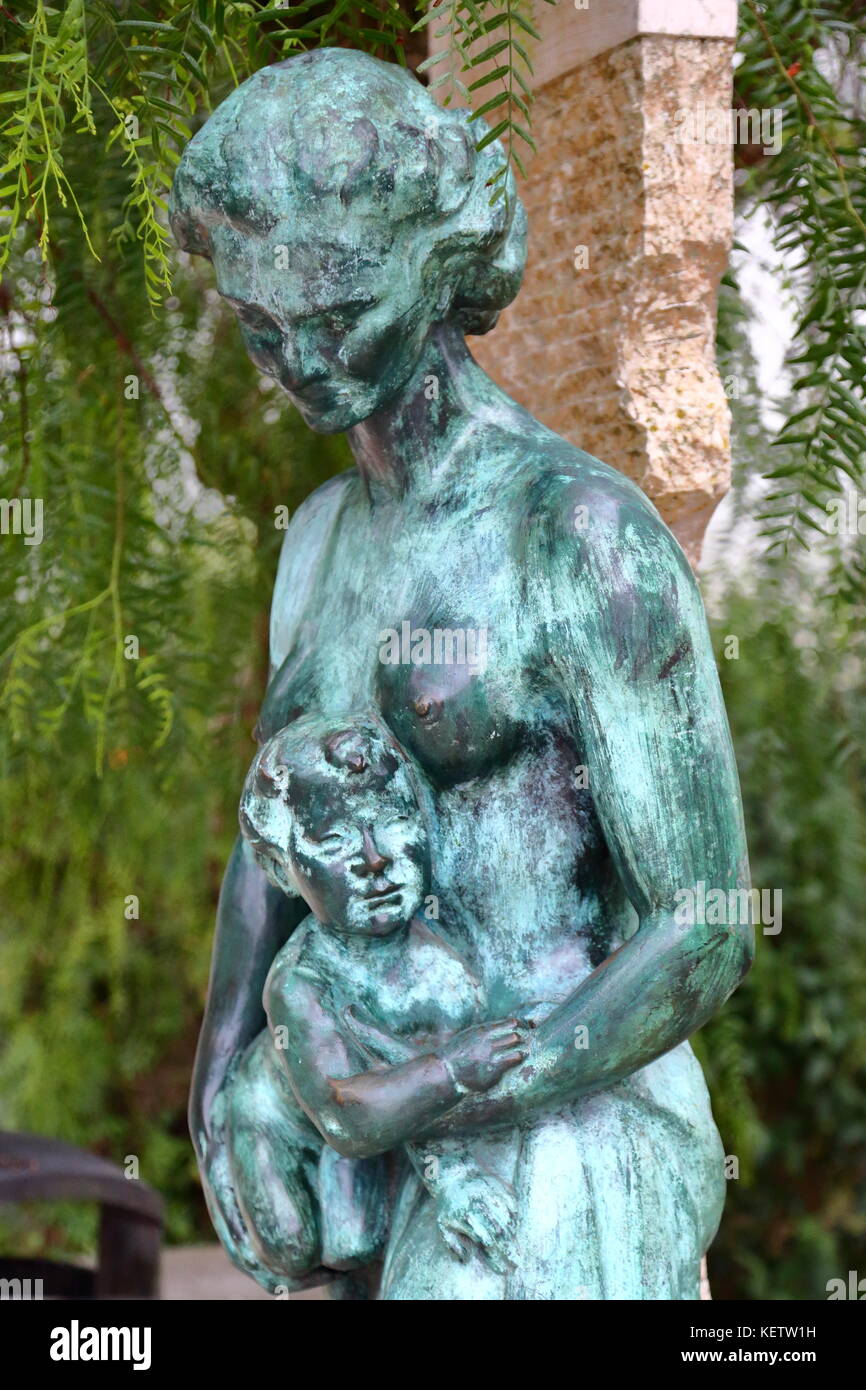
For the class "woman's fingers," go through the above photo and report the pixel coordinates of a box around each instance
[209,1194,260,1276]
[487,1027,532,1056]
[207,1156,257,1261]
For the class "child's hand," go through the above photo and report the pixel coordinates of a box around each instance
[439,1018,530,1092]
[436,1171,517,1275]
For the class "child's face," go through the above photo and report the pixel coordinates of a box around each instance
[289,775,429,937]
[241,727,430,938]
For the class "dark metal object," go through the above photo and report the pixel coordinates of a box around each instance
[0,1130,163,1299]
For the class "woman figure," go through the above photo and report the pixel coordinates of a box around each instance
[170,47,752,1300]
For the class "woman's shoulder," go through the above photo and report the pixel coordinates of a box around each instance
[477,421,696,614]
[470,410,654,517]
[497,426,660,521]
[501,428,690,579]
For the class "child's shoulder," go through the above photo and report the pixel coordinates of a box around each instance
[264,915,329,1009]
[408,915,473,967]
[406,917,484,1004]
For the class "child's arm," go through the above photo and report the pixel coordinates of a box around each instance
[266,960,528,1160]
[342,1004,518,1271]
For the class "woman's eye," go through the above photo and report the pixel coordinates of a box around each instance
[319,303,370,337]
[238,309,278,337]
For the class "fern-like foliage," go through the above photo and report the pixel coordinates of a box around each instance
[736,1,866,580]
[416,0,549,199]
[0,0,98,262]
[1,2,426,305]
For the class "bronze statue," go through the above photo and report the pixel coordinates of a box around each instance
[170,47,753,1300]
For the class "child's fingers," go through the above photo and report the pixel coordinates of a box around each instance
[465,1216,515,1274]
[439,1222,471,1262]
[495,1048,528,1069]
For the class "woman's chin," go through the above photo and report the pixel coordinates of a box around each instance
[289,373,411,434]
[292,392,376,435]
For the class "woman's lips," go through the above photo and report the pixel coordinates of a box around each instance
[291,381,343,408]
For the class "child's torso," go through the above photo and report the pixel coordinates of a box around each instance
[283,916,486,1047]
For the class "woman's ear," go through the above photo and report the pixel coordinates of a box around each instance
[452,192,528,336]
[435,278,455,319]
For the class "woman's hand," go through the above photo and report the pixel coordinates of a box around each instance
[198,1096,323,1296]
[196,1125,272,1284]
[439,1019,531,1093]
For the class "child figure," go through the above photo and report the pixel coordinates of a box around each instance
[227,711,530,1292]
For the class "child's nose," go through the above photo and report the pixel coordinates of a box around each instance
[356,826,389,876]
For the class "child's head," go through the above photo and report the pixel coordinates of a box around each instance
[240,712,430,938]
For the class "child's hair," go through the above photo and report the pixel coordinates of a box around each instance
[239,710,424,896]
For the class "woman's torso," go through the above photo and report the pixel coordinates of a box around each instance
[266,438,636,1012]
[264,434,726,1297]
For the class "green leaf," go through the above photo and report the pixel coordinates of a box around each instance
[475,119,509,150]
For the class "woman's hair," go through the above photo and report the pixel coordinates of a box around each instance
[169,47,526,335]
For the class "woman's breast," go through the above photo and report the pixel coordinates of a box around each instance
[426,732,630,1009]
[375,625,524,787]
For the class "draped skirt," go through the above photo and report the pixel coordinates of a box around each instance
[380,1040,726,1301]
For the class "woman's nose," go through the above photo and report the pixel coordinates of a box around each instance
[278,330,328,394]
[354,827,389,876]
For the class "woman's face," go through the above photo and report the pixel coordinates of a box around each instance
[208,223,438,433]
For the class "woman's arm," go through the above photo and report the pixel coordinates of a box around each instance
[189,834,306,1261]
[406,472,754,1140]
[191,478,352,1261]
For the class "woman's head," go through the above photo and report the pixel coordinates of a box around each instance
[169,48,526,431]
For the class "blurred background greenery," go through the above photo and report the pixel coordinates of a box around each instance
[2,2,865,1299]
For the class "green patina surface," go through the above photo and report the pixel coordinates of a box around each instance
[170,47,753,1301]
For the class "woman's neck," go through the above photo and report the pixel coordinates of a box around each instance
[346,321,524,501]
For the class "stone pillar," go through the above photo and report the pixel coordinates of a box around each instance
[431,1,738,563]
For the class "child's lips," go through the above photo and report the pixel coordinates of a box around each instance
[364,883,402,906]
